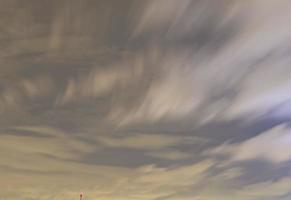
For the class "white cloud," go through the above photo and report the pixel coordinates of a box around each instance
[224,57,291,119]
[116,51,207,125]
[209,124,291,163]
[132,0,192,37]
[116,0,291,126]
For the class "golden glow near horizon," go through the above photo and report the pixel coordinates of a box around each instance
[1,0,291,199]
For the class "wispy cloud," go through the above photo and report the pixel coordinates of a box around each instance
[208,124,291,163]
[1,0,291,199]
[95,133,206,150]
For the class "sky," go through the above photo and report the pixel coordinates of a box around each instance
[1,0,291,199]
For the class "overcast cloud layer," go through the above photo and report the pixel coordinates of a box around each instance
[1,0,291,199]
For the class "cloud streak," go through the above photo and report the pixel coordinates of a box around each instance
[1,0,291,199]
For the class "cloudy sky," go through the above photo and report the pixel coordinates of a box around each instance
[1,0,291,199]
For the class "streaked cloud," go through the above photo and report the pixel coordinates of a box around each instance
[146,149,192,160]
[96,134,205,150]
[209,124,291,163]
[239,177,291,197]
[1,0,291,199]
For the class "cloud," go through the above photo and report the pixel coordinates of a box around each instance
[209,124,291,163]
[160,168,291,200]
[122,54,203,123]
[137,159,213,187]
[112,0,291,126]
[96,133,205,150]
[146,149,192,160]
[2,0,291,126]
[1,0,291,200]
[224,56,291,120]
[55,66,137,105]
[239,177,291,197]
[0,126,98,170]
[1,144,214,200]
[132,0,192,37]
[0,126,212,200]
